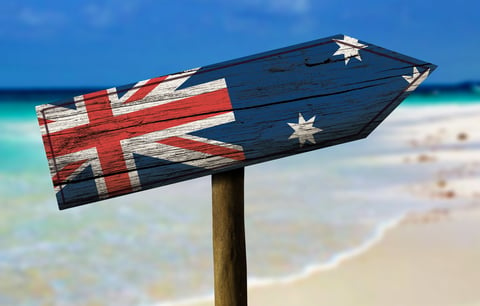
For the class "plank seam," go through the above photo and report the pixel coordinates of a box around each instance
[42,37,424,111]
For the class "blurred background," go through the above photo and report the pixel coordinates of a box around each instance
[2,0,479,87]
[1,1,479,305]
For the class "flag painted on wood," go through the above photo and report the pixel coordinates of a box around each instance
[36,34,436,209]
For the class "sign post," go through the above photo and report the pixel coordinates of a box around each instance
[212,168,247,306]
[35,34,436,305]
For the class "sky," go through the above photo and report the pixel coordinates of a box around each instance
[0,0,478,88]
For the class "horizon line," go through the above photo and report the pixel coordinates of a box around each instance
[0,80,479,91]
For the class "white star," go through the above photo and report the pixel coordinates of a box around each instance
[288,113,322,147]
[333,35,367,65]
[402,67,430,92]
[403,67,420,84]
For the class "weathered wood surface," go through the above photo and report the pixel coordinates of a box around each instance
[212,168,247,306]
[36,34,436,209]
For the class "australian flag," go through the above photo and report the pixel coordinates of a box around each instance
[36,34,436,209]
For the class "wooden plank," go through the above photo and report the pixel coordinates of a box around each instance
[35,34,436,209]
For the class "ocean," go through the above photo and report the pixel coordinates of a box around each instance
[0,88,478,305]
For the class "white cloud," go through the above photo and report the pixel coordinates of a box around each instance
[17,7,67,27]
[267,0,310,14]
[218,0,315,36]
[81,2,143,28]
[223,0,311,15]
[83,4,115,28]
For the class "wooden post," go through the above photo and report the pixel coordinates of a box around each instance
[212,167,247,306]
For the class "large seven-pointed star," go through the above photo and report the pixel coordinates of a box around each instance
[288,113,323,147]
[333,35,367,65]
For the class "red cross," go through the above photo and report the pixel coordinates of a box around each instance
[43,77,242,198]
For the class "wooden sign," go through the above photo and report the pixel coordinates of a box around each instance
[36,34,436,209]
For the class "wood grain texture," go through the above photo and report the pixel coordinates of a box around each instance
[212,168,247,306]
[35,34,437,209]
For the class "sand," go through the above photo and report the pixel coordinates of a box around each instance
[186,205,480,306]
[245,206,480,306]
[186,104,480,306]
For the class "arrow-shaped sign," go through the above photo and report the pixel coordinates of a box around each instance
[36,34,436,209]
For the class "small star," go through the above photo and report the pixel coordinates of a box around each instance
[403,67,430,92]
[403,67,420,84]
[333,35,367,65]
[288,113,322,147]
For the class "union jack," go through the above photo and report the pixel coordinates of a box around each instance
[37,69,245,208]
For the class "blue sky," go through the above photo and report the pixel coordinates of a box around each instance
[1,0,478,88]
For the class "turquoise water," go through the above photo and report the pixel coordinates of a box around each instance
[0,92,478,305]
[404,92,480,105]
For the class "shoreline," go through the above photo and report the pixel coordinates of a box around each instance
[180,204,480,306]
[247,203,480,306]
[157,215,405,306]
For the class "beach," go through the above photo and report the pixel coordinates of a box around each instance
[255,206,480,306]
[187,102,480,306]
[187,205,480,306]
[1,96,480,305]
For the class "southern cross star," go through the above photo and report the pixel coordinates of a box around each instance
[288,113,322,147]
[333,35,367,65]
[402,66,430,92]
[403,66,421,84]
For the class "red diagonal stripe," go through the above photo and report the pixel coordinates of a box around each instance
[53,159,88,186]
[124,76,169,104]
[38,118,55,126]
[158,136,245,161]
